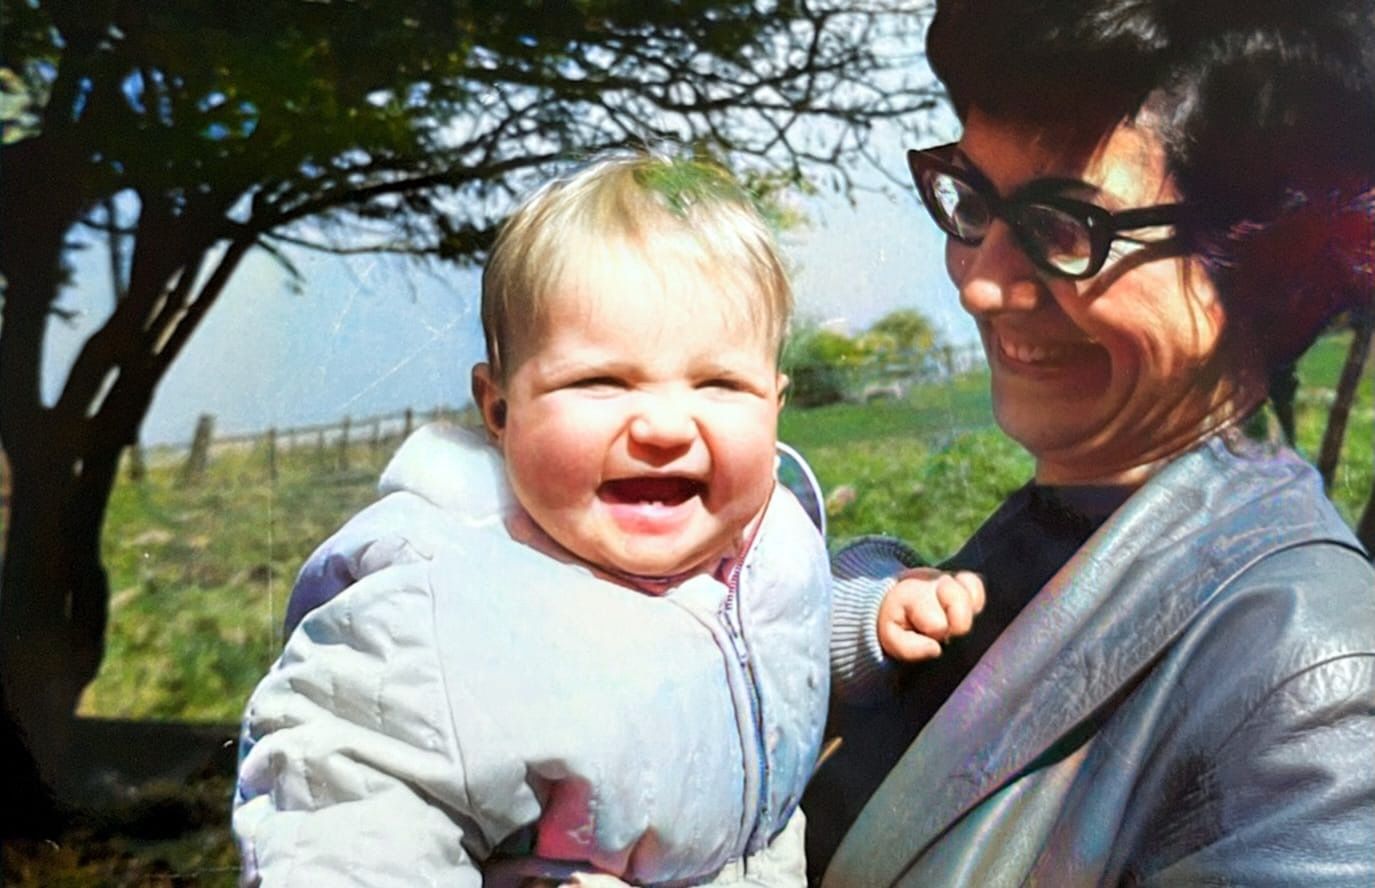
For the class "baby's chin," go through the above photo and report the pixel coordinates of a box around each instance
[595,515,769,591]
[509,495,772,591]
[503,508,711,587]
[592,542,733,589]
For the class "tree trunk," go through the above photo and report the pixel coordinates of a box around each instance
[1,131,90,828]
[0,439,120,817]
[1316,313,1375,488]
[1268,363,1299,447]
[0,129,144,825]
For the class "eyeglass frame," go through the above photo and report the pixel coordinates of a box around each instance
[906,144,1191,280]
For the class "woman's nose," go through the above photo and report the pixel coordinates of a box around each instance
[950,222,1045,318]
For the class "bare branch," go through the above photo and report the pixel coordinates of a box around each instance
[103,198,129,304]
[262,230,436,258]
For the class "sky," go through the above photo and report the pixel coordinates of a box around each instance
[41,117,974,447]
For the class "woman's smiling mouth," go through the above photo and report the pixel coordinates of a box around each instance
[994,331,1104,373]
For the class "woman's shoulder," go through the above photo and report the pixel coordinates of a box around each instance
[1167,436,1372,684]
[1203,539,1375,662]
[1116,538,1375,882]
[1098,435,1372,736]
[1164,539,1375,759]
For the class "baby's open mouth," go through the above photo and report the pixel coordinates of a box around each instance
[598,476,704,506]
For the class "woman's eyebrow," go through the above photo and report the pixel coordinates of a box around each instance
[949,146,1101,201]
[1016,176,1103,202]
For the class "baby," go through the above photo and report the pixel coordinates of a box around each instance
[233,152,980,887]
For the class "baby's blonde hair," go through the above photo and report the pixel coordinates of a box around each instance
[481,151,793,377]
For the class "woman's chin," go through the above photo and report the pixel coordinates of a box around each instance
[992,391,1111,456]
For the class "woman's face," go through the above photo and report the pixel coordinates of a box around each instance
[947,109,1262,485]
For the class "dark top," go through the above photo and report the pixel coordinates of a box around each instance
[802,481,1133,879]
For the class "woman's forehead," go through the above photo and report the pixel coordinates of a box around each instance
[958,108,1177,206]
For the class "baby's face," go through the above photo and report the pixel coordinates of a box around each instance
[478,241,785,579]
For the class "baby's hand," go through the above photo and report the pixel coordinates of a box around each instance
[877,567,986,662]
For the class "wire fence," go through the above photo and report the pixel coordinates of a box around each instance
[121,345,992,484]
[128,403,484,485]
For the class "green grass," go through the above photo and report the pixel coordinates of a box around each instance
[77,331,1372,723]
[779,371,994,450]
[1291,330,1374,528]
[780,372,1031,560]
[2,776,239,887]
[84,443,396,722]
[6,331,1367,884]
[780,332,1371,555]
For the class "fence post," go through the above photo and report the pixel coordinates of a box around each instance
[371,419,382,454]
[315,429,326,465]
[337,416,352,471]
[180,414,215,483]
[403,408,414,439]
[265,427,278,483]
[942,345,955,378]
[126,443,146,483]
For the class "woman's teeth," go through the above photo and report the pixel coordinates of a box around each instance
[1000,336,1072,364]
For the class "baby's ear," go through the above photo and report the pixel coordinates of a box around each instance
[471,363,508,441]
[776,372,790,409]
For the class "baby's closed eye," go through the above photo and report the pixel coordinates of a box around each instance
[567,376,628,391]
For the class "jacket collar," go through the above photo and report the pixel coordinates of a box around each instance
[826,435,1362,886]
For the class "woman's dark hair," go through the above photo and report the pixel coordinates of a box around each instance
[928,0,1375,369]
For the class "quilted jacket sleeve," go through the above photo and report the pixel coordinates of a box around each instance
[233,563,489,888]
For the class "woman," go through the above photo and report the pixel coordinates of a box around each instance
[805,0,1375,884]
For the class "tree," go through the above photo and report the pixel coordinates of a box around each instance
[866,307,938,354]
[855,306,940,372]
[0,0,940,820]
[784,323,868,406]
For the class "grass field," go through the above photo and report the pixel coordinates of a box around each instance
[4,331,1368,884]
[76,330,1373,724]
[782,331,1372,558]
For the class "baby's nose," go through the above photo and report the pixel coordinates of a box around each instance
[628,398,697,448]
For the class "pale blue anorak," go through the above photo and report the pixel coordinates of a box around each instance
[234,424,831,887]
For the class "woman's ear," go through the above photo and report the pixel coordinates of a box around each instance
[471,363,508,442]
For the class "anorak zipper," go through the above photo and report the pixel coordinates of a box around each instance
[720,553,770,858]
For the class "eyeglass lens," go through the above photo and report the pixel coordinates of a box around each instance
[921,168,1096,277]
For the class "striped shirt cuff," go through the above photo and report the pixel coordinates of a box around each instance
[829,537,926,704]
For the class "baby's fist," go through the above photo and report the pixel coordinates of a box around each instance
[877,568,986,662]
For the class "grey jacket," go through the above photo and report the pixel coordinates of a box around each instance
[824,435,1375,886]
[234,424,831,887]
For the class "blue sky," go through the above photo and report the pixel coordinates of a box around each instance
[43,118,974,446]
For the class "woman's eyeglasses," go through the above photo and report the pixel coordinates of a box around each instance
[907,145,1189,280]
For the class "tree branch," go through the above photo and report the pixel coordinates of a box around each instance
[261,230,437,257]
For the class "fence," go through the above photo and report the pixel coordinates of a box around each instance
[842,344,987,400]
[143,347,992,482]
[134,404,483,484]
[787,343,987,407]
